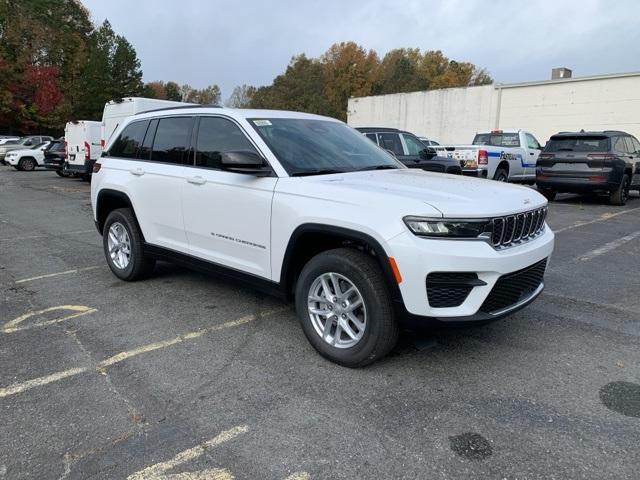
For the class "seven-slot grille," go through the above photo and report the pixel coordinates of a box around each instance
[491,207,547,249]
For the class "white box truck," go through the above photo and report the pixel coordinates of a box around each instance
[64,120,102,178]
[101,97,193,149]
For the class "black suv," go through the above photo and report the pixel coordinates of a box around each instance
[537,130,640,205]
[43,137,69,177]
[356,127,461,175]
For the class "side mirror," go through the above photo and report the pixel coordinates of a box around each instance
[220,151,271,176]
[419,147,437,160]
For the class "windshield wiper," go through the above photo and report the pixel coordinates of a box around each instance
[290,168,346,177]
[352,165,399,172]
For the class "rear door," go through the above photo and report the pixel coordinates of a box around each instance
[377,132,404,159]
[181,116,277,279]
[107,117,192,252]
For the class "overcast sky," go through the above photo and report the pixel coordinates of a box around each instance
[81,0,640,100]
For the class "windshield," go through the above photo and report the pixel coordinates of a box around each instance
[248,118,402,175]
[545,136,610,152]
[473,132,520,147]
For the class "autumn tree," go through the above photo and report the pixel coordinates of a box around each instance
[226,84,257,108]
[321,42,379,120]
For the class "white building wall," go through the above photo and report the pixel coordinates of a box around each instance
[347,72,640,145]
[347,85,497,145]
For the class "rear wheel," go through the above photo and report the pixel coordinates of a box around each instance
[609,174,630,206]
[103,208,155,281]
[494,168,508,182]
[295,248,399,367]
[18,157,36,171]
[55,170,69,177]
[538,187,557,201]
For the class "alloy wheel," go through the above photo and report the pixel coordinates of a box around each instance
[107,222,132,270]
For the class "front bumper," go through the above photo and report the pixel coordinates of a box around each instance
[5,156,18,166]
[387,226,554,322]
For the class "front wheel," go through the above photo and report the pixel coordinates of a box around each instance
[609,174,630,206]
[18,157,36,171]
[103,208,155,281]
[295,248,399,367]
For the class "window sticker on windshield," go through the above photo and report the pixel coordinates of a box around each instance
[253,119,272,126]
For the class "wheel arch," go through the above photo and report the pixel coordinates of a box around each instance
[96,189,141,236]
[279,224,402,302]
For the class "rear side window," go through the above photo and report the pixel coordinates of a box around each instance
[138,119,158,160]
[109,121,149,159]
[378,132,404,156]
[545,136,610,152]
[151,117,194,165]
[631,136,640,153]
[195,117,257,169]
[622,136,635,154]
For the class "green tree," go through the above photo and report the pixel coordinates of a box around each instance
[165,81,182,101]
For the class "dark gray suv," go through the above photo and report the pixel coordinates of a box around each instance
[356,127,461,175]
[536,130,640,205]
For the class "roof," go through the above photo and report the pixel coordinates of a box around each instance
[133,106,340,123]
[550,130,629,137]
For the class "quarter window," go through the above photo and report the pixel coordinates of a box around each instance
[108,121,149,159]
[526,133,541,150]
[195,117,258,169]
[151,117,194,165]
[378,133,404,156]
[623,136,635,154]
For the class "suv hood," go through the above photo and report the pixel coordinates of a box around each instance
[301,169,546,218]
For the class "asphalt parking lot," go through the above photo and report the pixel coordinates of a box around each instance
[1,168,639,480]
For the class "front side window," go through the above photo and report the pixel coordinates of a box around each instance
[402,133,426,155]
[151,117,194,165]
[249,118,401,175]
[196,117,258,169]
[109,121,149,159]
[378,132,404,156]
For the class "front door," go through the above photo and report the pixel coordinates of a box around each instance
[181,116,276,279]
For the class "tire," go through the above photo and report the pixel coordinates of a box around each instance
[494,168,508,182]
[18,157,36,171]
[538,187,556,201]
[295,248,399,367]
[102,208,155,281]
[609,174,630,206]
[55,170,69,177]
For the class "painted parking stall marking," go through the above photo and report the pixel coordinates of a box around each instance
[1,305,98,333]
[0,307,287,398]
[579,230,640,261]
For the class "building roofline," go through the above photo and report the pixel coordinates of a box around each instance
[497,71,640,89]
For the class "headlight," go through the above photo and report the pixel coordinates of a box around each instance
[403,216,490,238]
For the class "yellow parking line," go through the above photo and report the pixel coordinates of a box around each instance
[0,367,88,398]
[127,425,248,480]
[14,266,100,284]
[2,305,98,333]
[0,307,287,398]
[554,207,640,233]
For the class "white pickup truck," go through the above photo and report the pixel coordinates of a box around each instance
[436,129,543,183]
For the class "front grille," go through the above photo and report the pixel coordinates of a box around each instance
[490,207,547,249]
[426,272,484,308]
[480,259,547,314]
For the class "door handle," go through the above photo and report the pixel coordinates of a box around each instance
[187,176,206,185]
[130,168,145,176]
[529,152,535,155]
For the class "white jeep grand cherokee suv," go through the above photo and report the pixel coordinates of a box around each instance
[91,107,554,367]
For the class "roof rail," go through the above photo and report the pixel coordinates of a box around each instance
[136,104,223,115]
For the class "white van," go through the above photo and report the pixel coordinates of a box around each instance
[64,121,102,178]
[101,98,193,149]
